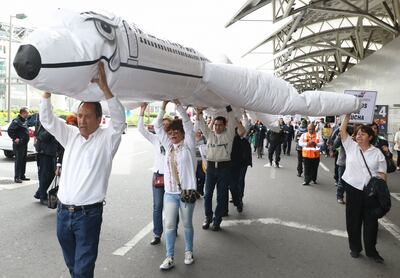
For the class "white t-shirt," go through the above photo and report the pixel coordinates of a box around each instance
[341,135,386,191]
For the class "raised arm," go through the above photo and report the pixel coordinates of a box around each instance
[226,106,237,140]
[138,103,157,144]
[40,92,75,147]
[154,101,170,148]
[339,114,350,142]
[196,107,210,138]
[174,100,195,149]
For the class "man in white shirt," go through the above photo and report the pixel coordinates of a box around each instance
[39,63,126,278]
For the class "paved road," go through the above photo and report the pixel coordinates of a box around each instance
[0,128,399,278]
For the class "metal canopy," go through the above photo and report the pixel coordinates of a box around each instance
[228,0,400,92]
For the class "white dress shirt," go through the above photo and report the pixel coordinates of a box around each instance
[137,116,165,174]
[341,135,386,191]
[40,97,126,205]
[154,105,196,194]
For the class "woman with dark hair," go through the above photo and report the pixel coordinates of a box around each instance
[155,100,197,270]
[340,114,387,263]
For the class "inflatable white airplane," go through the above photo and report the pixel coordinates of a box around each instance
[13,9,360,119]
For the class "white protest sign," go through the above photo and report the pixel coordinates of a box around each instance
[344,90,377,124]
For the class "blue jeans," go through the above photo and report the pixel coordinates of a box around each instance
[164,193,195,257]
[57,205,103,278]
[336,165,346,199]
[152,183,164,238]
[204,166,230,225]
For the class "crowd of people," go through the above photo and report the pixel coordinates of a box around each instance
[6,62,399,276]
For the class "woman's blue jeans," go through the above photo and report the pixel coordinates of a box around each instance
[164,193,195,257]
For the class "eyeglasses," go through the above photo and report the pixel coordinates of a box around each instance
[168,130,181,136]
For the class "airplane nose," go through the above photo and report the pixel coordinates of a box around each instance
[13,44,41,80]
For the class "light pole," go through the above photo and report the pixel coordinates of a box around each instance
[7,13,27,122]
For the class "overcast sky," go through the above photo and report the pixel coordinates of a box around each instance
[0,0,290,69]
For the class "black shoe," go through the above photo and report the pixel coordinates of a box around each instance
[21,177,30,181]
[297,173,302,177]
[14,178,22,183]
[350,251,360,258]
[40,199,48,206]
[229,199,233,203]
[237,203,243,213]
[33,192,40,199]
[202,218,212,230]
[211,224,221,231]
[312,180,318,184]
[367,254,384,263]
[302,182,309,186]
[150,237,161,245]
[275,163,280,168]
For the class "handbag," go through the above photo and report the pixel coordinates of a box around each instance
[47,175,59,209]
[385,154,396,173]
[153,172,164,187]
[360,150,391,218]
[170,147,199,204]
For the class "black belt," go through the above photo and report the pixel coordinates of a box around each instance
[59,202,103,213]
[207,160,231,169]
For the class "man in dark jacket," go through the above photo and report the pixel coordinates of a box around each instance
[33,114,61,205]
[8,107,30,183]
[268,119,284,168]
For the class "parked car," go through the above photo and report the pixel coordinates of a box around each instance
[0,123,36,158]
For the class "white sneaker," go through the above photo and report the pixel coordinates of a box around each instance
[160,256,174,270]
[184,251,194,265]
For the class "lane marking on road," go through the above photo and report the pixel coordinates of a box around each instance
[112,216,400,257]
[113,217,347,257]
[378,217,400,242]
[319,162,330,172]
[222,218,348,238]
[390,193,400,202]
[112,222,153,256]
[0,177,38,191]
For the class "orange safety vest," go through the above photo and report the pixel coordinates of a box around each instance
[302,132,321,158]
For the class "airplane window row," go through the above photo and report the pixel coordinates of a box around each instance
[139,36,207,61]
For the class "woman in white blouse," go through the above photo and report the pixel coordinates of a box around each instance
[340,114,387,263]
[155,100,197,270]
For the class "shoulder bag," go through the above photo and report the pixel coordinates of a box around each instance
[47,175,59,209]
[359,149,391,218]
[170,147,199,204]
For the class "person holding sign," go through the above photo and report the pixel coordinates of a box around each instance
[339,114,386,263]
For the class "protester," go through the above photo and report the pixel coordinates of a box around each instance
[8,107,30,183]
[138,103,172,245]
[251,121,266,158]
[321,122,332,155]
[294,119,308,177]
[282,120,294,155]
[299,123,323,185]
[39,62,126,277]
[333,133,346,204]
[229,113,250,213]
[394,126,400,170]
[155,100,196,270]
[194,129,207,196]
[370,123,395,172]
[339,114,387,263]
[33,114,61,206]
[267,119,284,168]
[196,105,239,231]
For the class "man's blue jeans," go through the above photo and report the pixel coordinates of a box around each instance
[336,165,346,199]
[57,205,103,278]
[204,165,230,225]
[152,183,165,238]
[164,193,195,257]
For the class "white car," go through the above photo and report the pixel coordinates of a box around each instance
[0,123,36,158]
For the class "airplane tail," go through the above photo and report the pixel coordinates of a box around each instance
[202,63,360,116]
